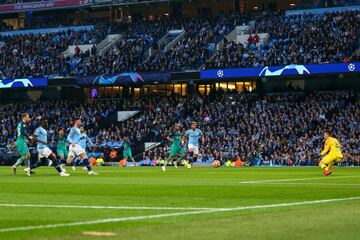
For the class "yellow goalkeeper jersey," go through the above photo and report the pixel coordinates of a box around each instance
[321,136,343,157]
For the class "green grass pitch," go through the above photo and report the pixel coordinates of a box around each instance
[0,166,360,240]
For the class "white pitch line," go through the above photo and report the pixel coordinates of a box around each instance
[244,182,360,186]
[0,196,360,233]
[239,175,360,184]
[0,204,220,211]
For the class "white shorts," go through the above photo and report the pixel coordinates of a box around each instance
[38,147,53,159]
[69,144,86,158]
[188,144,199,155]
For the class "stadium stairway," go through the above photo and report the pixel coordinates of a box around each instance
[146,29,185,62]
[199,25,254,69]
[63,44,95,57]
[98,34,122,55]
[117,111,140,122]
[216,25,249,53]
[152,29,186,55]
[63,34,122,57]
[236,32,269,46]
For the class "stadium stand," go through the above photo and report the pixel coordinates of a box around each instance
[139,90,359,166]
[0,11,358,77]
[142,15,250,72]
[73,17,180,75]
[0,91,358,167]
[205,11,360,69]
[0,27,110,78]
[0,98,122,147]
[0,3,358,168]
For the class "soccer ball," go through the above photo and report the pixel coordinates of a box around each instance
[119,160,126,167]
[212,160,221,168]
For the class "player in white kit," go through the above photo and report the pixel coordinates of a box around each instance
[71,127,94,171]
[66,117,97,175]
[183,122,204,169]
[30,119,70,176]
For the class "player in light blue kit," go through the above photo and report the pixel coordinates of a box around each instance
[66,117,97,175]
[30,119,70,176]
[183,121,204,169]
[71,127,94,171]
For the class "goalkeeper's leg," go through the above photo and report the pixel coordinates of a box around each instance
[330,157,344,169]
[319,160,330,171]
[319,155,336,176]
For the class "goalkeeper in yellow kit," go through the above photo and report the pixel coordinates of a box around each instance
[319,130,343,176]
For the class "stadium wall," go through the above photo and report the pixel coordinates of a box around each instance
[1,64,359,101]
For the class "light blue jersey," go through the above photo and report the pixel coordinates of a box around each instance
[185,128,202,146]
[67,127,81,144]
[34,127,47,151]
[79,132,93,150]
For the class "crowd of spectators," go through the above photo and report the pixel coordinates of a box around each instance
[0,26,111,78]
[0,98,122,149]
[0,90,359,167]
[0,96,151,165]
[205,11,360,69]
[0,10,359,78]
[139,90,359,167]
[0,17,195,78]
[142,15,249,72]
[74,34,153,76]
[72,17,196,75]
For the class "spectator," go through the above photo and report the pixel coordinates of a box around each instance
[206,11,359,69]
[75,45,80,55]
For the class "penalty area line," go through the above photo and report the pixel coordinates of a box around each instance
[0,204,222,211]
[0,196,360,233]
[239,175,360,184]
[240,182,360,186]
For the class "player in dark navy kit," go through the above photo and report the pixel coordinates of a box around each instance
[162,124,185,171]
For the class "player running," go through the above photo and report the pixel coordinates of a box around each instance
[66,118,97,175]
[319,130,344,176]
[12,113,33,176]
[30,119,70,176]
[122,135,136,167]
[71,127,94,171]
[55,128,68,172]
[162,124,185,172]
[183,121,204,169]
